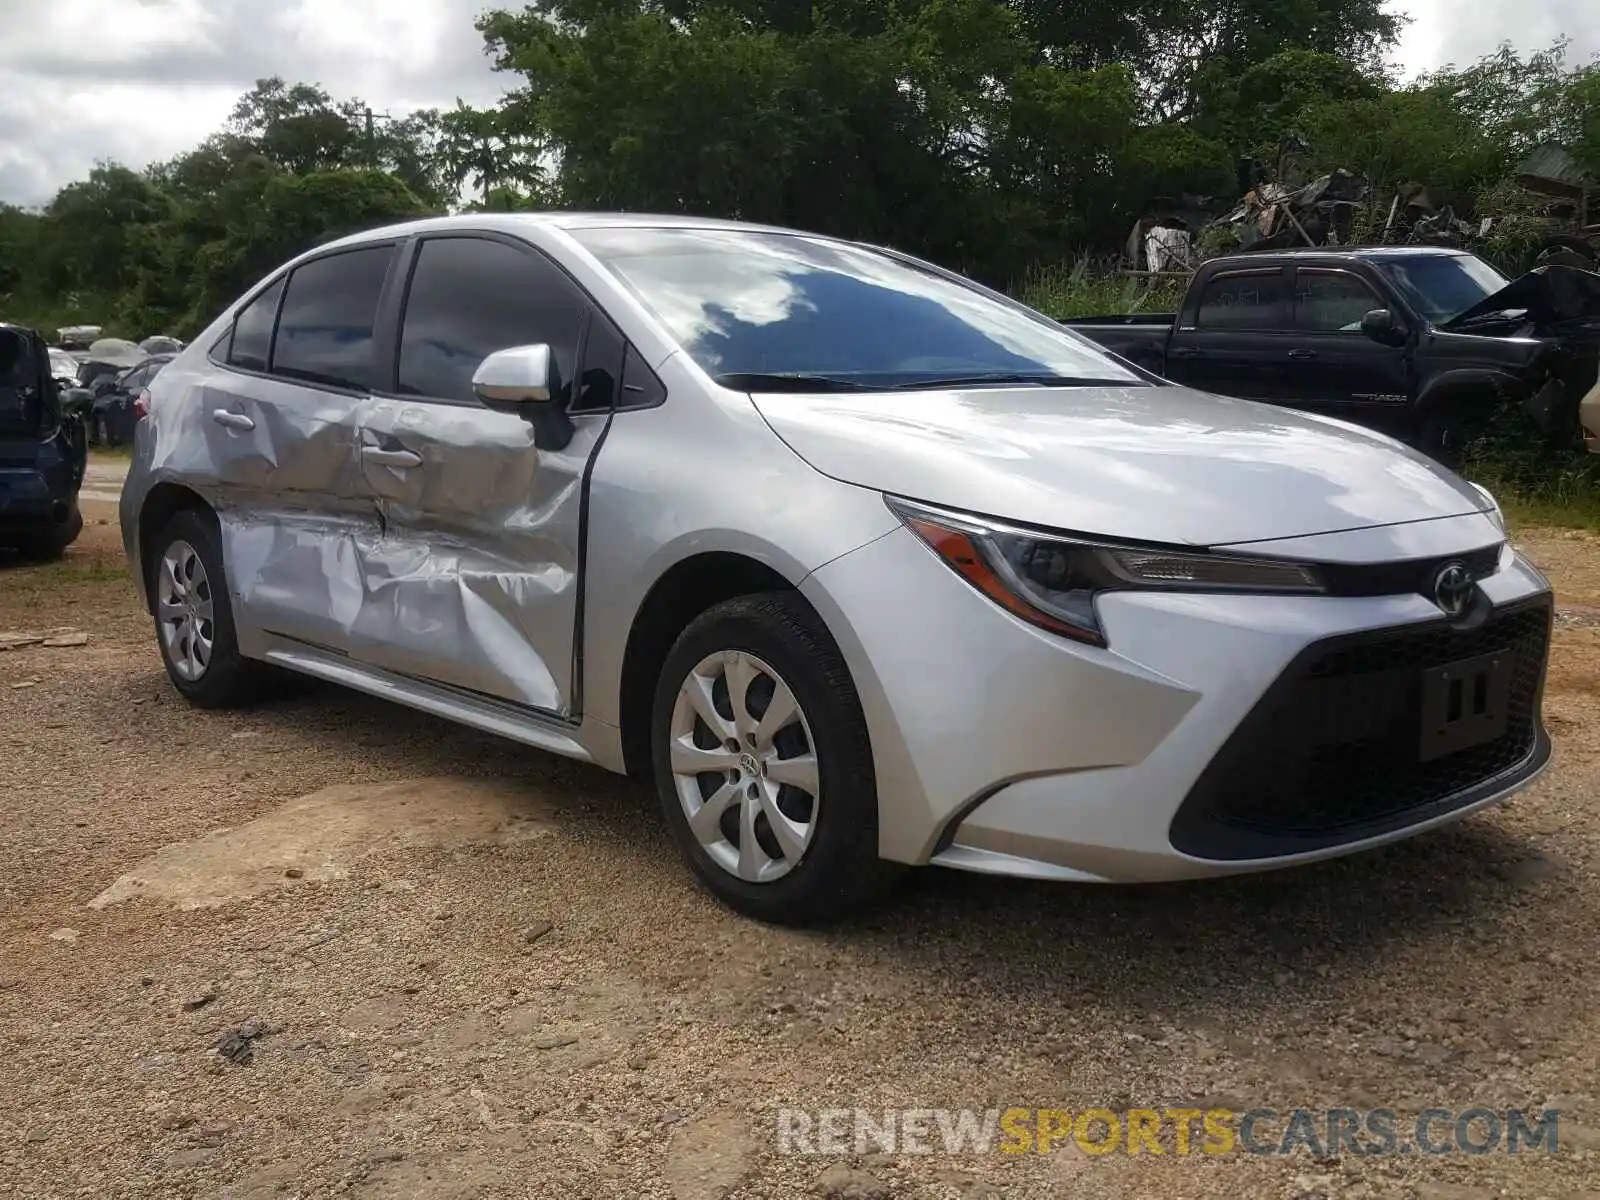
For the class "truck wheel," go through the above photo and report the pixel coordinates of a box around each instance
[1536,235,1596,269]
[1417,414,1466,464]
[1417,397,1498,466]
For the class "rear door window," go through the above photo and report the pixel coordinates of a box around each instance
[270,246,395,391]
[1195,271,1289,331]
[228,277,284,373]
[397,236,586,404]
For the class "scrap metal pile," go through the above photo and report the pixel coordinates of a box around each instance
[1121,143,1597,273]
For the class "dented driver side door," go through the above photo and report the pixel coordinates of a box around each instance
[345,233,617,717]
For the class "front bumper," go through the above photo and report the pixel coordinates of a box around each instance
[802,521,1552,882]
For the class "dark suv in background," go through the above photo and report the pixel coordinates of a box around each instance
[88,353,174,447]
[0,323,86,558]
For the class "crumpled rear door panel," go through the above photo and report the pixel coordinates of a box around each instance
[195,372,375,654]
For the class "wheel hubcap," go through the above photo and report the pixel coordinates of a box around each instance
[669,650,819,883]
[156,540,215,681]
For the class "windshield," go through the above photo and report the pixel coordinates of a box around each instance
[570,227,1142,389]
[1375,254,1509,324]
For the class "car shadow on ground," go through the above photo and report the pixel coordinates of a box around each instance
[136,669,1545,1027]
[866,820,1529,990]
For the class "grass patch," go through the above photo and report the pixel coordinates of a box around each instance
[2,557,131,595]
[1472,466,1600,534]
[1014,257,1187,319]
[1460,412,1600,534]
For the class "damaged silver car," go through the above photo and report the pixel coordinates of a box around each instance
[122,215,1551,925]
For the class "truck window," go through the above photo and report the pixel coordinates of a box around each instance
[1296,270,1380,333]
[1194,271,1287,331]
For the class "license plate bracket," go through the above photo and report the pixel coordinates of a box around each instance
[1419,650,1512,761]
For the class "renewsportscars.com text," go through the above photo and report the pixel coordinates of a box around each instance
[776,1107,1561,1157]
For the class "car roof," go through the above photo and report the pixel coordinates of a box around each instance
[1221,246,1474,261]
[317,211,834,257]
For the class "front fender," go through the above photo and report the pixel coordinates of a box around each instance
[1415,367,1532,416]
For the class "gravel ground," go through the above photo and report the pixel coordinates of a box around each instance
[1,496,1597,1200]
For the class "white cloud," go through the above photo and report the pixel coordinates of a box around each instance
[1391,0,1600,77]
[0,0,506,207]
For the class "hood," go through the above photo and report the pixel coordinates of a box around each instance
[1443,263,1600,331]
[751,384,1489,546]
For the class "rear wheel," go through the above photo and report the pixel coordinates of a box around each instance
[149,509,262,708]
[650,593,898,925]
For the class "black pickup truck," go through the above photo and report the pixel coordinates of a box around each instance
[1063,247,1600,460]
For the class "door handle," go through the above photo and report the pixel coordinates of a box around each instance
[1287,349,1318,360]
[1169,347,1202,360]
[361,446,423,469]
[211,409,255,431]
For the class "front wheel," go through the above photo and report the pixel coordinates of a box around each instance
[650,593,898,925]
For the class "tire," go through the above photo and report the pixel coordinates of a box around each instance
[650,592,899,925]
[1416,413,1463,465]
[1417,400,1496,466]
[12,505,83,561]
[1537,235,1597,269]
[147,508,262,708]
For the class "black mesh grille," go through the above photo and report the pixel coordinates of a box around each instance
[1170,598,1552,860]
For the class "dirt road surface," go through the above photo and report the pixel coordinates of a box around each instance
[1,483,1597,1198]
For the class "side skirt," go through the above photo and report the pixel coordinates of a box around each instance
[259,633,596,764]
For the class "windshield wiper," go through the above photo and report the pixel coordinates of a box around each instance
[713,372,888,393]
[891,372,1140,389]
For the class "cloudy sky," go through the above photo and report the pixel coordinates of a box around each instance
[1,0,1596,208]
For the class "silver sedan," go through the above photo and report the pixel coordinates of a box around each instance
[120,214,1553,924]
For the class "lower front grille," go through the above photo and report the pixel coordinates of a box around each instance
[1169,597,1552,861]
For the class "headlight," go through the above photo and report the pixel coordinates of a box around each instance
[887,497,1324,647]
[1468,481,1504,533]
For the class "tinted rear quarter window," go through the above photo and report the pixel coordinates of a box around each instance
[271,246,394,390]
[398,236,585,404]
[1196,271,1288,331]
[228,277,284,372]
[573,310,624,413]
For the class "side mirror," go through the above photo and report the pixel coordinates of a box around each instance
[61,387,94,414]
[471,344,574,451]
[1360,308,1407,347]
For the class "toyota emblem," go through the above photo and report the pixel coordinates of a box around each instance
[1432,561,1474,616]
